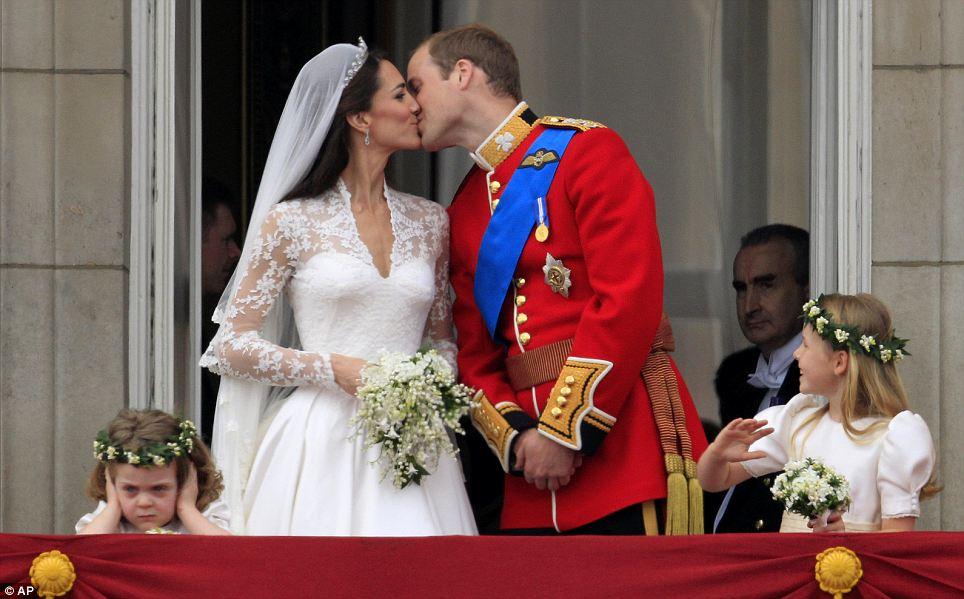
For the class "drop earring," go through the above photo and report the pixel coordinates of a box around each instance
[364,130,371,146]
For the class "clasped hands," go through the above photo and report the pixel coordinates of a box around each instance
[513,428,583,491]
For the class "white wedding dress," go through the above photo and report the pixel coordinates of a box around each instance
[203,180,477,536]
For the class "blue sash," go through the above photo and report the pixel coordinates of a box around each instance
[473,127,577,340]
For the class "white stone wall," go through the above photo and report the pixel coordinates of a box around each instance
[872,0,963,530]
[0,0,129,534]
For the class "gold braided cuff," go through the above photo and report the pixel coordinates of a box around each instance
[469,391,534,472]
[537,357,615,452]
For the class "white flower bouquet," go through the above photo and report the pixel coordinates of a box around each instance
[770,457,851,523]
[351,349,475,489]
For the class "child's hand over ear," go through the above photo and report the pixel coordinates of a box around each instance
[177,462,200,516]
[78,468,122,534]
[175,462,232,535]
[104,468,120,508]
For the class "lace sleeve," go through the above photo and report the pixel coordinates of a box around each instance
[420,208,458,371]
[202,203,334,387]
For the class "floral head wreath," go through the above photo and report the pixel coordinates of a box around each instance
[344,37,369,84]
[801,296,909,364]
[93,419,197,468]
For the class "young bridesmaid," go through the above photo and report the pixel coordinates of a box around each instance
[77,409,231,535]
[698,293,938,532]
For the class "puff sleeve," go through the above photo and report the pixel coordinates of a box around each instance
[201,497,232,532]
[75,501,108,533]
[878,411,936,520]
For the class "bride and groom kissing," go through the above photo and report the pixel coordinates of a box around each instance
[201,23,707,536]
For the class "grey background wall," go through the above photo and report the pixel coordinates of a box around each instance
[871,0,964,531]
[0,0,130,534]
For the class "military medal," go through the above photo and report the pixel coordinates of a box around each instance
[535,197,549,242]
[543,253,571,297]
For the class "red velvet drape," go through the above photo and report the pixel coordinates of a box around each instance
[2,532,962,598]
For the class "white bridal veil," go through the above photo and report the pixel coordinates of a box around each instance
[202,39,368,533]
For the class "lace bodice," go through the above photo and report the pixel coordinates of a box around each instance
[201,181,455,388]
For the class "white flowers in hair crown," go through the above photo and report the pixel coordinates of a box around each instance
[93,419,197,467]
[800,295,909,364]
[351,349,476,489]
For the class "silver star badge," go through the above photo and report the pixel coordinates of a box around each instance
[543,253,571,297]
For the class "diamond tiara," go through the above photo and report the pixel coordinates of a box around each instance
[345,37,369,85]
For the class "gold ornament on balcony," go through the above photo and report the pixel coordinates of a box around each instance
[29,550,76,598]
[815,546,862,598]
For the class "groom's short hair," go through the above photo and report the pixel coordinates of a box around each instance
[423,24,522,102]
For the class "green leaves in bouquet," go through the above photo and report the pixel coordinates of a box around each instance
[770,457,851,520]
[353,349,476,489]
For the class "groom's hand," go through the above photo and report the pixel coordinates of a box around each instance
[514,429,581,491]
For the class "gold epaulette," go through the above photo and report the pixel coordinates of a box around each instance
[537,115,607,131]
[536,357,615,451]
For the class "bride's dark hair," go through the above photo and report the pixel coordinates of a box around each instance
[281,48,387,202]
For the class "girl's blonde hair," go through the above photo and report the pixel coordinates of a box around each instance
[822,294,908,432]
[86,409,224,511]
[793,293,939,498]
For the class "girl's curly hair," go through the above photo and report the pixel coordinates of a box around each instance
[86,409,224,511]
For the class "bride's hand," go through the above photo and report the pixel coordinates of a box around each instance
[331,354,368,395]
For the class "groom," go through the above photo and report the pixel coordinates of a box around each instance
[408,24,708,534]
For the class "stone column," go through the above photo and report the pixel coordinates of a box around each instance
[872,0,963,530]
[0,0,129,534]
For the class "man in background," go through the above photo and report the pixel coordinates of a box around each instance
[713,224,809,533]
[201,178,241,443]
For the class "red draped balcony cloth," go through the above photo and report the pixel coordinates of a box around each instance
[2,532,963,598]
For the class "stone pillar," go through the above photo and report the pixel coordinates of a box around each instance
[0,0,129,534]
[872,0,963,530]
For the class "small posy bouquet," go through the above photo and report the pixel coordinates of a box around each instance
[351,349,475,489]
[770,457,851,523]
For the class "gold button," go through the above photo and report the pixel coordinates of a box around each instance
[763,477,772,486]
[515,295,526,306]
[491,199,500,210]
[565,375,575,385]
[516,313,528,325]
[551,407,563,418]
[754,519,764,531]
[556,397,567,407]
[516,277,526,288]
[519,332,531,345]
[560,386,572,397]
[489,180,502,193]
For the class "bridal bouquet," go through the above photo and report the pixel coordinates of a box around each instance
[770,457,851,522]
[352,349,475,489]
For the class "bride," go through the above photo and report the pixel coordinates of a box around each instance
[202,39,477,536]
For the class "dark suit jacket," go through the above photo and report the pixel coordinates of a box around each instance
[713,346,800,533]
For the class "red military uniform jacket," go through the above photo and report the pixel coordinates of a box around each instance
[449,102,708,532]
